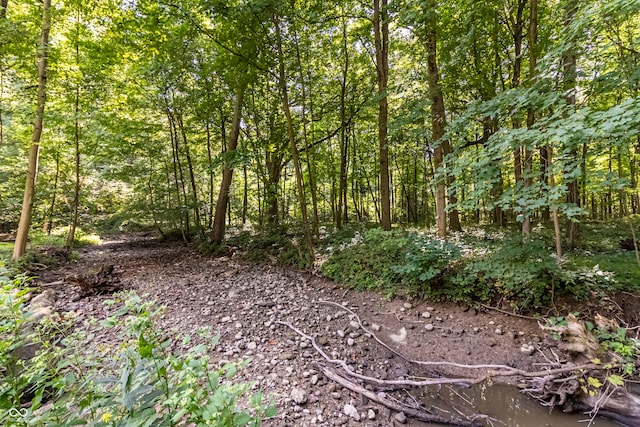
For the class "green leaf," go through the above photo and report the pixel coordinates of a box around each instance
[138,333,153,359]
[607,374,625,386]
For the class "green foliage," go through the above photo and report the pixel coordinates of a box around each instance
[223,225,311,268]
[322,228,412,296]
[0,287,275,427]
[390,239,461,297]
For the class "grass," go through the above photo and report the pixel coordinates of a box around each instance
[0,242,12,260]
[571,251,640,292]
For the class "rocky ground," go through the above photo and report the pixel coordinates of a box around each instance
[36,234,561,426]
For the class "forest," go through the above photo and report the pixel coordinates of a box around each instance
[1,0,640,425]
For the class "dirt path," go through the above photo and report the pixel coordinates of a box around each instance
[41,234,551,426]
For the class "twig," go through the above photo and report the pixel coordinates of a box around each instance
[317,363,481,427]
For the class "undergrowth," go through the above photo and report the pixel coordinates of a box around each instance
[0,273,275,426]
[321,227,620,312]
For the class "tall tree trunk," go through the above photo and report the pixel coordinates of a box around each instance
[45,148,59,235]
[66,10,81,249]
[564,0,580,248]
[177,111,201,231]
[274,14,314,262]
[523,0,537,236]
[13,0,51,261]
[205,120,214,228]
[66,81,80,249]
[374,0,392,231]
[211,78,246,244]
[337,12,349,229]
[548,145,563,260]
[424,1,448,238]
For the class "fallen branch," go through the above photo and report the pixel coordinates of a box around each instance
[316,362,481,427]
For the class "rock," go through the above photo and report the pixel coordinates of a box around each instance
[347,338,355,346]
[435,316,443,322]
[494,328,503,335]
[337,329,346,338]
[421,311,431,318]
[291,387,308,405]
[367,409,376,420]
[317,336,329,346]
[344,404,360,421]
[394,412,407,424]
[247,341,257,350]
[425,323,434,331]
[403,302,412,309]
[520,344,535,356]
[371,323,381,332]
[310,374,319,385]
[220,316,231,323]
[280,352,297,360]
[349,320,360,329]
[331,392,341,399]
[389,327,407,343]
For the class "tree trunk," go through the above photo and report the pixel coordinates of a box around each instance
[523,0,537,237]
[337,12,349,229]
[0,0,7,20]
[424,1,447,238]
[374,0,392,231]
[13,0,51,261]
[563,0,580,249]
[211,78,247,244]
[66,11,82,249]
[45,148,59,235]
[274,14,314,262]
[66,81,81,249]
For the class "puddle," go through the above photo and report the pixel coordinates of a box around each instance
[417,383,622,426]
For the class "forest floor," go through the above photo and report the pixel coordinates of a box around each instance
[34,233,628,426]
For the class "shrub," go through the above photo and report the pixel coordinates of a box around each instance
[0,286,275,427]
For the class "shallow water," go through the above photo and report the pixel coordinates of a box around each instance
[420,383,623,427]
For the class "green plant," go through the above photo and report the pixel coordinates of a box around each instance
[390,238,461,297]
[322,228,411,296]
[0,288,275,426]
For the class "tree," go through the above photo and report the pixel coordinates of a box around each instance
[13,0,51,260]
[374,0,391,231]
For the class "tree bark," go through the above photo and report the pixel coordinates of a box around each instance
[374,0,392,231]
[211,77,247,244]
[523,0,537,237]
[563,0,580,249]
[0,0,7,19]
[274,14,315,262]
[13,0,51,260]
[66,10,82,249]
[424,1,448,238]
[337,12,349,229]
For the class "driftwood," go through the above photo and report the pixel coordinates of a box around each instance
[317,363,481,427]
[278,301,640,426]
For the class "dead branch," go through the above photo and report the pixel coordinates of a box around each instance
[316,362,481,427]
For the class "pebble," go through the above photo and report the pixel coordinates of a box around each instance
[371,323,381,332]
[344,404,360,421]
[394,412,407,424]
[435,316,443,322]
[280,352,297,360]
[337,330,346,338]
[425,323,434,331]
[349,320,360,329]
[331,392,342,399]
[291,388,308,405]
[403,302,413,309]
[310,375,319,385]
[367,409,376,420]
[347,338,355,346]
[520,344,535,356]
[494,328,503,335]
[421,311,431,318]
[220,316,231,323]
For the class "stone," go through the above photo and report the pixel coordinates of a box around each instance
[371,323,381,332]
[280,352,297,360]
[425,323,434,331]
[337,329,346,338]
[421,311,431,319]
[347,338,355,346]
[426,306,435,311]
[394,412,407,424]
[310,374,319,385]
[367,409,376,420]
[349,320,360,329]
[494,328,503,335]
[291,387,308,405]
[520,344,535,356]
[317,336,329,346]
[344,404,360,421]
[403,302,413,309]
[389,327,407,343]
